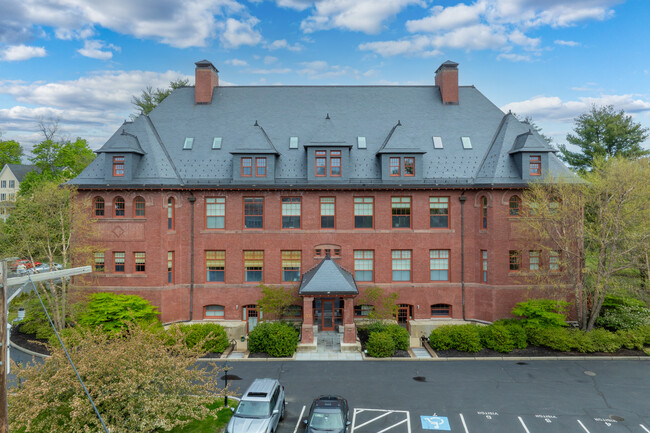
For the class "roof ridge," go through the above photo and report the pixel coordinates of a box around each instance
[472,113,511,183]
[144,116,184,184]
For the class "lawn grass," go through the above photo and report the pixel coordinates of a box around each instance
[166,399,236,433]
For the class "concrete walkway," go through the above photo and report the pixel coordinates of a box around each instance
[295,331,363,361]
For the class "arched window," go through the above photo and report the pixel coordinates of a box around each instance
[93,197,105,217]
[431,304,452,317]
[114,196,125,217]
[134,196,145,217]
[167,197,174,230]
[204,305,224,319]
[509,195,521,217]
[480,196,488,229]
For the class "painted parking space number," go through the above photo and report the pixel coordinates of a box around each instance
[420,415,450,430]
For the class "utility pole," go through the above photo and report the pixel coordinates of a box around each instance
[1,260,8,433]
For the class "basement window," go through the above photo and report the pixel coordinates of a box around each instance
[433,136,443,149]
[183,137,194,150]
[212,137,222,149]
[290,136,298,149]
[357,136,367,149]
[461,136,472,149]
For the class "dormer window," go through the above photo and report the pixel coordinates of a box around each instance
[113,156,125,176]
[241,157,252,177]
[183,137,194,150]
[404,157,415,176]
[389,157,400,176]
[389,157,415,177]
[330,150,341,176]
[256,157,267,177]
[315,150,327,176]
[530,155,541,176]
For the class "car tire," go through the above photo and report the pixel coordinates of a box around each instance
[280,401,285,421]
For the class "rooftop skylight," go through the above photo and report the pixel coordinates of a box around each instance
[290,136,298,149]
[212,137,222,149]
[357,137,366,149]
[183,137,194,150]
[461,136,472,149]
[433,136,443,149]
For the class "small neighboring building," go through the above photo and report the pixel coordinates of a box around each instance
[69,60,575,346]
[0,164,38,221]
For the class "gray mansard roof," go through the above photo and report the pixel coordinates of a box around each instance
[70,83,572,188]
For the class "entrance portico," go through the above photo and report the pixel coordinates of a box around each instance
[298,256,358,346]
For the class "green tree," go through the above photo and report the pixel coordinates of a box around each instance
[356,286,399,322]
[0,139,23,166]
[519,157,649,330]
[9,324,225,433]
[132,78,190,117]
[21,137,95,195]
[77,293,160,334]
[0,181,96,330]
[257,284,298,320]
[558,105,649,172]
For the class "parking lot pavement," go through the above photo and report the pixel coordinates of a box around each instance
[280,407,650,433]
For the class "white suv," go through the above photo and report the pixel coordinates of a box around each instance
[227,378,285,433]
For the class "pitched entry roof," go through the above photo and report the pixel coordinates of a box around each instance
[299,256,358,296]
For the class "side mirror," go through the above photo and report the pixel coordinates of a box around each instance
[273,409,279,416]
[303,419,309,425]
[346,421,351,426]
[230,407,235,413]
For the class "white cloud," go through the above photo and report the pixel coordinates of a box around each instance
[1,44,47,61]
[220,17,263,48]
[497,52,532,62]
[226,58,248,66]
[264,56,278,64]
[0,69,191,148]
[406,2,486,33]
[359,36,440,57]
[554,39,580,46]
[0,0,249,49]
[267,39,304,51]
[248,68,292,74]
[431,24,508,50]
[301,0,425,34]
[502,94,650,122]
[77,40,121,60]
[296,60,369,80]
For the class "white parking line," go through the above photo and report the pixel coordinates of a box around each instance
[518,416,531,433]
[459,413,469,433]
[641,424,650,433]
[353,410,395,430]
[578,420,591,432]
[375,418,408,433]
[293,405,306,433]
[351,408,410,433]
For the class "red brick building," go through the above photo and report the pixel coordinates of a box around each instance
[70,60,572,346]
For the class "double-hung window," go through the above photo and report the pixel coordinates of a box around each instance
[481,250,488,282]
[241,158,253,176]
[282,251,301,282]
[315,151,327,176]
[244,197,263,229]
[354,197,373,228]
[391,197,411,228]
[550,251,560,271]
[281,197,301,229]
[168,252,174,283]
[354,250,373,282]
[94,252,104,272]
[167,197,175,230]
[114,252,125,273]
[509,250,521,272]
[94,197,105,217]
[389,157,400,176]
[206,197,225,229]
[430,250,450,281]
[114,197,125,217]
[206,251,225,282]
[113,156,125,176]
[256,157,267,177]
[530,155,541,176]
[244,251,263,282]
[134,197,145,217]
[529,250,540,271]
[509,195,521,216]
[404,157,415,176]
[134,252,146,273]
[392,250,411,281]
[320,197,335,229]
[429,197,449,228]
[330,150,341,176]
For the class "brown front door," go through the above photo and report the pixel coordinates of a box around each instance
[321,299,335,331]
[397,304,411,331]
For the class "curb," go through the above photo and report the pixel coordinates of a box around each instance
[10,341,51,359]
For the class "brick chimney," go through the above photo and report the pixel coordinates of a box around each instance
[435,60,459,105]
[195,60,219,104]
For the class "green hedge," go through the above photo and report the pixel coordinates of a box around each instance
[358,322,410,355]
[247,322,299,357]
[177,323,230,354]
[429,324,483,353]
[366,332,395,358]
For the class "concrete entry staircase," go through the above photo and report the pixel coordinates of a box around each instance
[296,329,362,360]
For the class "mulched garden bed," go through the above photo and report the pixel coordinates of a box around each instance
[10,327,52,356]
[433,346,648,358]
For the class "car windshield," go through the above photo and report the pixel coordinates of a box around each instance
[309,410,344,430]
[234,400,270,418]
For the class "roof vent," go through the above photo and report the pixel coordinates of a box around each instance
[326,113,330,119]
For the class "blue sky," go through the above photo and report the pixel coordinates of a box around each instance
[0,0,648,154]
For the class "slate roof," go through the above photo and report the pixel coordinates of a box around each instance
[3,164,40,182]
[69,81,574,188]
[299,256,358,296]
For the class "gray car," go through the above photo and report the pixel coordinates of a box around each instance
[227,378,285,433]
